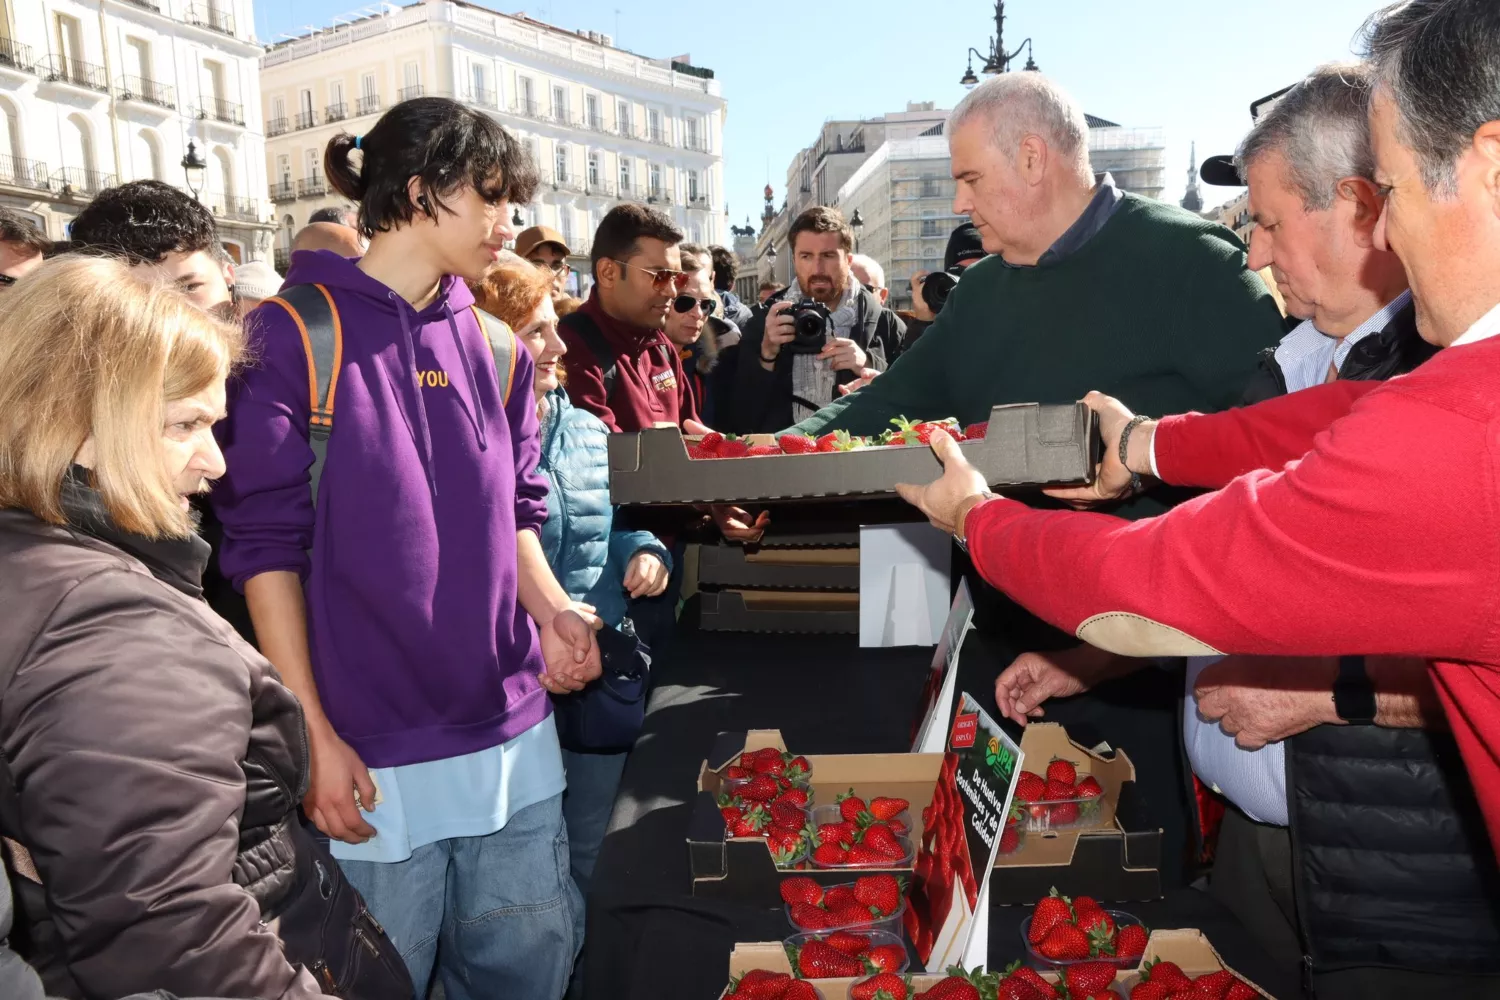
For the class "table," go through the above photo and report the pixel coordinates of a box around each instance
[583,626,1296,1000]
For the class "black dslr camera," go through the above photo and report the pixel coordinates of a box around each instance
[921,267,962,315]
[785,299,832,354]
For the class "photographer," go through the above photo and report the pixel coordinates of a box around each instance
[726,206,904,433]
[903,221,986,350]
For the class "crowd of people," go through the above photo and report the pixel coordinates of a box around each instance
[0,0,1498,998]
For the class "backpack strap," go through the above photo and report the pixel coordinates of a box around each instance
[261,283,342,506]
[469,305,517,407]
[562,309,620,402]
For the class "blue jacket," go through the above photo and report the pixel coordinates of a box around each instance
[537,389,670,628]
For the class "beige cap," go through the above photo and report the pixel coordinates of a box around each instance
[515,225,570,259]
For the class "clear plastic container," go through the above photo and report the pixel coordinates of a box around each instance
[996,822,1026,856]
[809,804,913,838]
[783,930,910,977]
[1017,792,1105,833]
[1018,910,1144,969]
[783,879,908,934]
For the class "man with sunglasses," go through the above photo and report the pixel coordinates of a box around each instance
[0,209,47,291]
[667,244,739,428]
[517,224,574,302]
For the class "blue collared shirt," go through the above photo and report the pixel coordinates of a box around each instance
[998,173,1125,269]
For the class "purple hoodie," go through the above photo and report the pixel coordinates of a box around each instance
[213,250,550,768]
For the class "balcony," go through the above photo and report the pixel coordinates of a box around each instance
[42,55,109,93]
[269,180,296,202]
[274,248,291,272]
[266,117,288,137]
[684,135,712,154]
[398,84,423,102]
[647,126,670,146]
[584,115,610,134]
[184,3,236,37]
[118,0,162,10]
[0,38,37,74]
[51,167,116,197]
[325,102,347,123]
[297,176,326,198]
[512,98,541,119]
[356,94,381,116]
[194,97,245,126]
[550,107,575,126]
[646,188,671,206]
[116,75,175,110]
[464,86,496,108]
[687,193,711,209]
[214,195,261,222]
[293,110,316,130]
[585,179,614,198]
[0,155,50,191]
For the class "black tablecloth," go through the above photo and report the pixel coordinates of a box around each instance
[583,628,1296,1000]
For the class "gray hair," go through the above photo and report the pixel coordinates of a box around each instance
[949,73,1091,173]
[1362,0,1500,196]
[850,253,885,289]
[1235,63,1374,211]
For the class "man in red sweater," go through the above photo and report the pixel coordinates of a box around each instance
[897,0,1500,851]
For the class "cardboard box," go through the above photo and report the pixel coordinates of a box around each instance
[991,723,1162,904]
[698,544,861,591]
[720,942,954,999]
[1038,929,1278,998]
[609,402,1100,505]
[691,730,943,903]
[700,590,860,634]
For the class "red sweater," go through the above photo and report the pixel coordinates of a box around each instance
[559,293,699,433]
[964,336,1500,848]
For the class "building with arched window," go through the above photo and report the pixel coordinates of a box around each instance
[0,0,272,260]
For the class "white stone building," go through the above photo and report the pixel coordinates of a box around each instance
[260,0,727,277]
[0,0,272,259]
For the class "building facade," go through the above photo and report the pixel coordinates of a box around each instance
[1086,120,1166,202]
[0,0,272,259]
[260,0,726,276]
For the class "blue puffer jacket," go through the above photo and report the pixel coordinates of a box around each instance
[537,388,670,628]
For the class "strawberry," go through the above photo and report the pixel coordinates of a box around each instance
[1037,922,1092,961]
[783,982,821,1000]
[888,817,908,836]
[867,943,906,973]
[1044,778,1076,802]
[817,821,856,847]
[838,790,869,823]
[812,843,849,866]
[1224,980,1258,1000]
[1046,758,1078,785]
[1072,894,1102,914]
[1187,971,1237,1000]
[748,444,781,457]
[1065,962,1120,998]
[740,775,780,802]
[792,938,865,978]
[727,969,793,998]
[1076,775,1104,799]
[790,900,834,930]
[751,752,787,776]
[1014,771,1047,803]
[768,824,807,854]
[729,807,767,838]
[890,416,958,445]
[699,432,725,452]
[862,824,907,860]
[1129,982,1172,1000]
[1115,923,1148,959]
[719,439,750,458]
[825,930,871,955]
[786,756,813,781]
[1142,961,1191,992]
[1002,965,1057,999]
[854,874,904,915]
[775,785,810,807]
[769,800,805,827]
[1076,907,1114,940]
[726,764,753,779]
[720,806,741,828]
[853,972,911,1000]
[778,433,817,455]
[918,973,983,1000]
[824,884,859,910]
[868,796,909,820]
[1050,800,1080,826]
[830,903,877,927]
[1028,888,1074,944]
[847,842,891,866]
[999,826,1021,853]
[962,421,988,440]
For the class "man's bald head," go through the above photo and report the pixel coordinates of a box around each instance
[292,221,364,257]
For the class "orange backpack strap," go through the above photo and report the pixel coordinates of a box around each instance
[470,305,518,407]
[261,283,342,505]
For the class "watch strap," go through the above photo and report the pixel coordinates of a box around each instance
[1333,654,1377,724]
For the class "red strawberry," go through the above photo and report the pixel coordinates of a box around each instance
[783,982,821,1000]
[1046,758,1078,785]
[918,975,982,1000]
[769,800,804,826]
[867,943,906,973]
[726,765,753,779]
[812,843,849,866]
[727,969,793,998]
[1129,982,1172,1000]
[1076,776,1104,799]
[868,796,909,820]
[817,821,856,847]
[847,842,890,866]
[768,825,806,854]
[747,444,781,456]
[729,807,767,838]
[720,806,741,827]
[830,903,877,927]
[786,755,813,781]
[962,421,988,440]
[1224,980,1258,1000]
[825,930,871,956]
[775,786,810,808]
[719,439,750,458]
[1076,907,1113,940]
[1003,965,1057,999]
[999,826,1021,853]
[862,824,906,860]
[790,900,834,929]
[888,817,908,836]
[1044,778,1076,801]
[793,939,866,978]
[1037,922,1092,961]
[1072,894,1102,914]
[1143,961,1191,992]
[740,775,780,802]
[1028,888,1074,944]
[700,432,725,452]
[1050,800,1080,826]
[1115,923,1148,959]
[853,972,910,1000]
[998,978,1044,1000]
[1187,971,1237,1000]
[752,753,787,776]
[824,885,859,910]
[778,434,817,455]
[854,874,904,915]
[1014,771,1047,803]
[838,790,869,823]
[1065,962,1120,998]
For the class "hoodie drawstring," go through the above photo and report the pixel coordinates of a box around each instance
[392,292,440,497]
[445,305,488,452]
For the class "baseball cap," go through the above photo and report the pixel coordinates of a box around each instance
[515,225,570,259]
[1200,84,1298,187]
[943,222,986,271]
[233,259,282,300]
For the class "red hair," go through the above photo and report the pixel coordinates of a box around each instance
[470,261,552,331]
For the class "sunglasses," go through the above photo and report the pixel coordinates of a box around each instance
[672,295,716,315]
[612,258,689,292]
[530,258,568,273]
[0,274,16,286]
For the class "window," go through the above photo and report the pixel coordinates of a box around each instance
[296,88,313,128]
[587,151,601,188]
[305,148,318,179]
[554,142,568,183]
[649,163,661,197]
[685,117,701,150]
[401,61,421,100]
[359,72,379,115]
[277,153,290,184]
[329,80,344,107]
[615,97,631,136]
[54,13,83,67]
[361,73,377,99]
[519,76,535,115]
[687,168,700,202]
[204,59,227,103]
[271,96,285,121]
[648,108,662,143]
[585,93,600,130]
[124,37,150,83]
[470,61,488,103]
[618,155,632,194]
[523,137,537,167]
[551,84,567,121]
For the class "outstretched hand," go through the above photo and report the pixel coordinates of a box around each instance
[894,429,990,536]
[1044,391,1153,508]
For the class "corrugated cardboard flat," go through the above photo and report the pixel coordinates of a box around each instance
[700,590,860,634]
[698,544,860,591]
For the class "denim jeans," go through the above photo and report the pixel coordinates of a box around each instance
[560,749,628,898]
[336,793,582,1000]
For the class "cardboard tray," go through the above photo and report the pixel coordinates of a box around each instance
[698,544,861,592]
[699,590,860,634]
[720,942,953,999]
[610,402,1101,505]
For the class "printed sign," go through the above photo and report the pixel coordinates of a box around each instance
[910,580,975,752]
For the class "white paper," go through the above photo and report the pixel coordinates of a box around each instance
[911,581,975,753]
[858,523,951,647]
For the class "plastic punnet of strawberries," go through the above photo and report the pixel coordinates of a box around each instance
[1025,888,1146,967]
[783,930,908,980]
[723,968,824,999]
[1013,759,1104,832]
[809,791,912,869]
[780,874,908,932]
[1126,959,1259,1000]
[719,748,816,868]
[685,417,989,461]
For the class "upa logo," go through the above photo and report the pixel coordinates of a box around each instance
[949,711,979,749]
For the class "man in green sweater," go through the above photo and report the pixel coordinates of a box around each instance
[793,72,1285,887]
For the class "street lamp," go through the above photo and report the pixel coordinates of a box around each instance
[958,1,1040,88]
[849,208,864,252]
[180,140,207,201]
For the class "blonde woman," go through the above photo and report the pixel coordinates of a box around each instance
[0,257,409,1000]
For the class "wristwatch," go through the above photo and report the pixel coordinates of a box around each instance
[1333,654,1377,724]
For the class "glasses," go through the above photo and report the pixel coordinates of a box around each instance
[0,274,16,286]
[530,258,568,273]
[611,258,689,292]
[672,295,716,315]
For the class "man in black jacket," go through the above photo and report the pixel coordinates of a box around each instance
[724,207,905,434]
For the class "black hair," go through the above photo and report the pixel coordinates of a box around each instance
[678,242,709,272]
[589,203,683,278]
[708,244,737,289]
[69,179,219,264]
[0,207,49,256]
[307,204,358,227]
[788,205,852,254]
[325,97,539,237]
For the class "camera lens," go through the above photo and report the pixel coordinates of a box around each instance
[922,270,959,314]
[794,310,825,339]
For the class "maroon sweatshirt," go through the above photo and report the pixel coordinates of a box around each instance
[560,293,699,432]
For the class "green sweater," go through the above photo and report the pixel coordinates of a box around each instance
[790,195,1285,447]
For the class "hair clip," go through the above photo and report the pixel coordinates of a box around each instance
[354,135,362,150]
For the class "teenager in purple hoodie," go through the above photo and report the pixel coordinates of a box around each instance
[212,97,599,1000]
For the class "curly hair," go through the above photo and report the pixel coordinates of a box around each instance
[469,260,553,331]
[68,180,220,264]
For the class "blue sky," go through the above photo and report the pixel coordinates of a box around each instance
[255,0,1386,224]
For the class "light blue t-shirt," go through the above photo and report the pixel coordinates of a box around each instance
[329,713,565,864]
